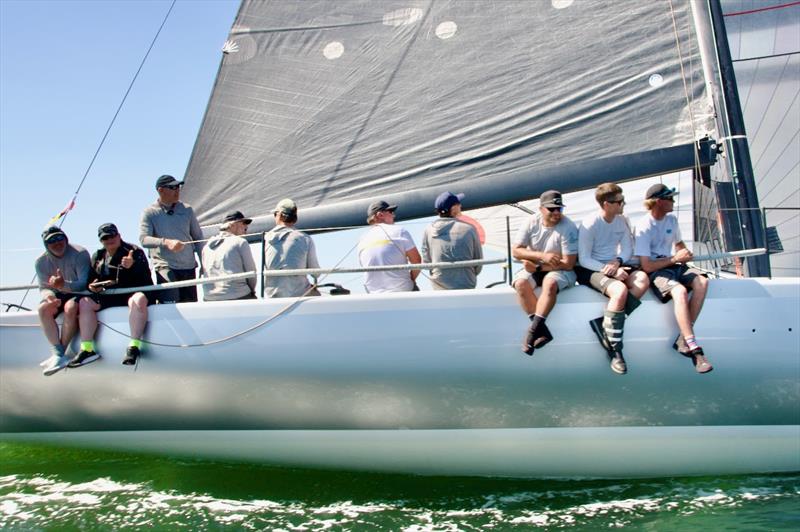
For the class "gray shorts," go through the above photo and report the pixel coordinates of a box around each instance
[650,264,704,303]
[514,268,576,292]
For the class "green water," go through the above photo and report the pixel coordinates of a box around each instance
[1,442,798,530]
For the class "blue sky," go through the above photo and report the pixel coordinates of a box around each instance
[0,0,239,300]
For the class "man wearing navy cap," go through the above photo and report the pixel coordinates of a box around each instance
[634,183,712,373]
[202,211,257,300]
[421,192,483,289]
[139,174,204,303]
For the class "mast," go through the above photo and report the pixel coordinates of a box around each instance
[703,0,770,276]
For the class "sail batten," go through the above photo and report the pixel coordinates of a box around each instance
[184,0,713,229]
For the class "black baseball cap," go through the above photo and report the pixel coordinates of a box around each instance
[540,190,565,208]
[42,226,67,245]
[222,211,253,224]
[367,200,397,218]
[155,174,183,189]
[97,222,119,239]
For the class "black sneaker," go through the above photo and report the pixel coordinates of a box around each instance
[532,323,553,350]
[122,346,140,366]
[609,349,627,375]
[522,322,537,355]
[589,317,612,352]
[67,350,101,368]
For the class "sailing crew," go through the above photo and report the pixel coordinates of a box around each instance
[263,199,321,297]
[35,226,91,376]
[74,223,155,367]
[634,183,713,373]
[512,190,579,355]
[576,183,649,375]
[202,211,257,301]
[139,174,204,303]
[420,192,483,290]
[358,200,422,293]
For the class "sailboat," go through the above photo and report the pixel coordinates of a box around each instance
[1,0,798,478]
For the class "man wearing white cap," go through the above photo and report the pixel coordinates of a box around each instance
[263,199,320,297]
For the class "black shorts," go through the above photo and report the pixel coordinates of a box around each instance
[89,291,156,310]
[40,290,78,317]
[649,264,705,303]
[575,265,636,296]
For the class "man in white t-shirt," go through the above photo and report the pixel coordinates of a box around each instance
[512,190,579,355]
[577,182,649,375]
[634,183,712,374]
[358,200,422,293]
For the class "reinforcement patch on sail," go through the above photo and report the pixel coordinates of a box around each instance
[183,0,713,226]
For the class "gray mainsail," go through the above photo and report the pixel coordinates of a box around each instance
[182,0,715,229]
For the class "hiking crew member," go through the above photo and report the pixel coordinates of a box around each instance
[358,200,422,293]
[35,226,91,376]
[263,199,321,298]
[202,211,257,301]
[421,192,483,290]
[577,183,649,375]
[634,183,713,374]
[139,174,204,303]
[512,190,579,355]
[76,223,154,367]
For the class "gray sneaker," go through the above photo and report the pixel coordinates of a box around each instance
[42,354,70,376]
[609,350,627,375]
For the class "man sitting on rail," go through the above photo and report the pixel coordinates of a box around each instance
[420,191,483,290]
[576,183,649,375]
[634,183,712,374]
[358,200,422,293]
[512,190,579,355]
[72,223,154,367]
[202,211,257,301]
[263,199,320,297]
[36,226,91,376]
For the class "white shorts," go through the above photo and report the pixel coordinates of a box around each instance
[513,268,577,292]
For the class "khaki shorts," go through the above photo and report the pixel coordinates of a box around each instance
[514,268,576,292]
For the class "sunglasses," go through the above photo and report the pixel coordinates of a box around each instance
[545,206,563,213]
[607,197,625,205]
[45,234,66,244]
[100,234,118,241]
[163,185,181,190]
[658,196,675,202]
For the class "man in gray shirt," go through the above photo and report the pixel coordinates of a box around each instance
[35,226,91,376]
[264,199,320,298]
[202,211,257,301]
[421,191,483,289]
[139,174,204,303]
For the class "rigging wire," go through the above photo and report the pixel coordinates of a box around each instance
[723,1,800,17]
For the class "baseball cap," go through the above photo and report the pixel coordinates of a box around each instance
[273,198,297,215]
[42,226,67,245]
[97,222,119,239]
[367,200,398,218]
[222,211,253,224]
[155,174,183,189]
[646,183,679,200]
[434,191,464,214]
[540,190,565,208]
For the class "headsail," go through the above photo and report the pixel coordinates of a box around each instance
[182,0,715,230]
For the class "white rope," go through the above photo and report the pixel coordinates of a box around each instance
[689,247,766,262]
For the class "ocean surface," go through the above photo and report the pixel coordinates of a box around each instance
[1,442,798,530]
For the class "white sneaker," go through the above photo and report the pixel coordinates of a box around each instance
[42,354,69,376]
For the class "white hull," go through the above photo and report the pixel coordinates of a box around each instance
[1,278,799,478]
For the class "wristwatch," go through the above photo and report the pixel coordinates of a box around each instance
[535,262,543,273]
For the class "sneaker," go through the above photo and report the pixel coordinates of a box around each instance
[67,350,101,368]
[672,334,690,355]
[688,347,713,374]
[42,354,70,376]
[122,346,140,366]
[589,317,612,352]
[609,349,627,375]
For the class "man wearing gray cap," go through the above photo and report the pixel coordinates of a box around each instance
[139,174,204,303]
[421,191,483,290]
[35,226,91,375]
[512,190,579,355]
[263,199,320,298]
[634,183,712,374]
[358,200,422,293]
[202,211,257,301]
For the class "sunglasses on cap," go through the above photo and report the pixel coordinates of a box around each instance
[45,234,66,244]
[545,206,564,213]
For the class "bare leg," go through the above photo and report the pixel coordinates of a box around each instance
[605,280,627,312]
[670,285,694,340]
[535,277,559,317]
[688,275,708,323]
[129,293,148,339]
[61,298,79,348]
[513,279,538,315]
[38,299,62,346]
[626,270,649,299]
[78,297,101,342]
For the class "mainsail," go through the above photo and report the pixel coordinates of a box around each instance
[182,0,716,231]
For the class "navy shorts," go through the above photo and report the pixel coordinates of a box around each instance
[649,264,705,303]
